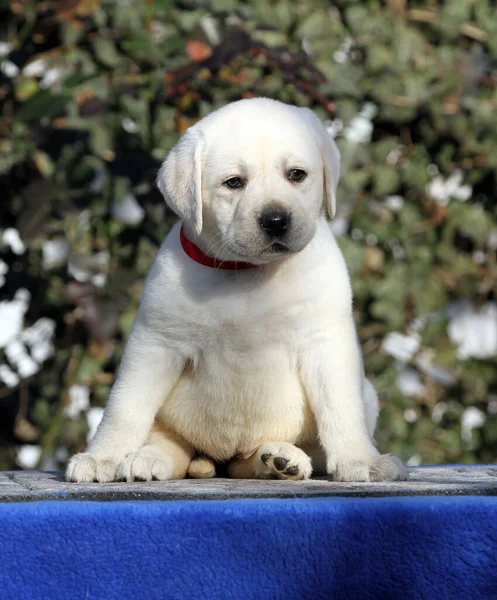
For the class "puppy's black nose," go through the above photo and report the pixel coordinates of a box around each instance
[258,210,291,238]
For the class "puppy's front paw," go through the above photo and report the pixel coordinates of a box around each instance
[369,454,408,482]
[333,454,407,482]
[116,450,175,482]
[255,442,312,480]
[66,452,119,483]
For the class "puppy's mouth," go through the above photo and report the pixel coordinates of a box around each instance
[231,240,291,259]
[225,233,310,265]
[267,241,290,253]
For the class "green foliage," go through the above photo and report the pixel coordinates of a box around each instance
[0,0,496,470]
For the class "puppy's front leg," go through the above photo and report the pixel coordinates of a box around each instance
[299,316,407,482]
[66,325,185,482]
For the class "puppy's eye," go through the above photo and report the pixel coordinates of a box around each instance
[287,169,307,183]
[224,177,245,189]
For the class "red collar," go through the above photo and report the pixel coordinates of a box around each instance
[180,226,258,270]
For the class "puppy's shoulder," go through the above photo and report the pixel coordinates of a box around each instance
[309,218,350,271]
[299,218,353,310]
[139,224,186,310]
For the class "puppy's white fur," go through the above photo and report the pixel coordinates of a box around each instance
[67,98,407,483]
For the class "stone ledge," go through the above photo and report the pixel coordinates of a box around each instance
[0,465,496,502]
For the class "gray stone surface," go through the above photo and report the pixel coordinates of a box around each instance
[0,465,496,502]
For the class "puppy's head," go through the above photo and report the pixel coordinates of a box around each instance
[157,98,340,264]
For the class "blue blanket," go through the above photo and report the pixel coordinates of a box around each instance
[1,496,496,599]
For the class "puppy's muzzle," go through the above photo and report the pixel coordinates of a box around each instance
[258,209,292,239]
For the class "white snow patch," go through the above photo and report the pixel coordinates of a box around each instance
[427,164,439,177]
[17,445,41,469]
[121,118,139,134]
[111,194,145,225]
[55,447,69,462]
[0,259,8,287]
[68,250,109,287]
[382,331,420,363]
[488,397,497,415]
[201,15,220,45]
[40,67,62,88]
[78,210,91,231]
[472,250,486,265]
[329,216,349,236]
[404,408,418,423]
[87,407,104,442]
[150,20,166,42]
[3,228,25,254]
[65,385,90,419]
[386,147,403,165]
[90,167,107,193]
[23,58,48,77]
[0,43,12,57]
[406,454,422,467]
[67,262,88,283]
[92,273,107,288]
[409,316,427,333]
[415,349,456,386]
[366,233,378,246]
[390,241,405,260]
[225,15,241,27]
[488,229,497,250]
[301,37,312,56]
[397,368,425,397]
[0,295,54,381]
[333,38,354,64]
[426,169,472,206]
[21,318,55,363]
[42,239,69,269]
[5,339,38,378]
[461,407,486,445]
[324,119,343,139]
[385,195,404,212]
[343,103,377,144]
[1,60,19,78]
[0,364,20,388]
[432,402,448,424]
[447,301,497,359]
[0,289,30,348]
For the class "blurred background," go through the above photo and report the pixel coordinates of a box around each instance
[1,0,496,472]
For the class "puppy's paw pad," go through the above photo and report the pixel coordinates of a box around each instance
[66,453,118,483]
[257,443,312,480]
[116,451,174,482]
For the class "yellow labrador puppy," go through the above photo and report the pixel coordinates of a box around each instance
[67,98,407,483]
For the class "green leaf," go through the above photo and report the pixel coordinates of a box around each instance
[17,90,69,120]
[92,38,123,68]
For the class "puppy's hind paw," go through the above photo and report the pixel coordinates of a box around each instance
[256,442,312,480]
[188,457,216,479]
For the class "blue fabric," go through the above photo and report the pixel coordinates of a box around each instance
[1,496,496,599]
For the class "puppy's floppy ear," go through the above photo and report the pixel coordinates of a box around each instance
[299,108,341,218]
[157,128,204,236]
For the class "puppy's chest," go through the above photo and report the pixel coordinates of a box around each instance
[159,286,316,457]
[165,264,327,361]
[191,301,304,359]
